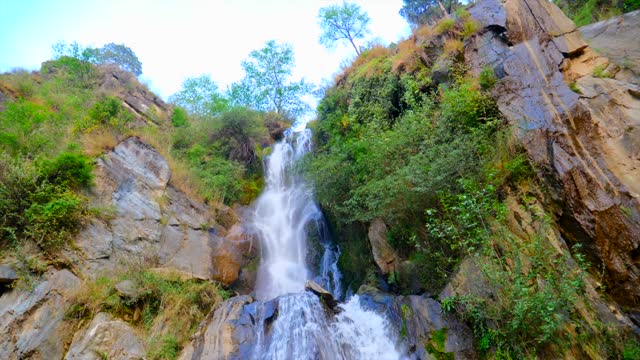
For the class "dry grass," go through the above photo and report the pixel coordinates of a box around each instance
[442,38,464,58]
[392,39,423,74]
[413,25,433,41]
[337,45,392,83]
[81,129,120,157]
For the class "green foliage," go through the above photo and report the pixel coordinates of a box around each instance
[0,155,88,253]
[170,107,189,127]
[554,0,630,27]
[169,75,229,119]
[478,67,497,90]
[53,41,142,76]
[425,328,453,360]
[231,40,312,118]
[0,99,61,157]
[569,81,582,94]
[318,1,371,55]
[592,64,612,78]
[148,335,180,360]
[41,152,94,189]
[68,269,228,356]
[399,0,461,27]
[435,18,456,34]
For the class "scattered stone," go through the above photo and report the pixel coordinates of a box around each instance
[114,279,139,299]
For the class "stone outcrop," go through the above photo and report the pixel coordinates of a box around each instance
[65,312,145,360]
[367,218,400,275]
[0,269,80,360]
[580,10,640,84]
[357,290,476,360]
[70,137,256,286]
[179,295,259,360]
[465,0,640,307]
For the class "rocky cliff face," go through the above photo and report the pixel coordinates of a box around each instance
[68,136,257,285]
[0,137,258,359]
[465,0,640,309]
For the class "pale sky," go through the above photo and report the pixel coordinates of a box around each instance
[0,0,411,100]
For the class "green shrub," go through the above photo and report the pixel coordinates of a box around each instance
[435,18,456,34]
[592,64,611,78]
[41,152,94,189]
[478,67,497,90]
[170,107,188,127]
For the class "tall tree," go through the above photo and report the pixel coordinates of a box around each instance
[400,0,457,27]
[52,42,143,76]
[93,43,143,76]
[169,75,229,118]
[230,40,312,118]
[318,1,371,55]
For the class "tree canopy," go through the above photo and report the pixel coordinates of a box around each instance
[318,1,371,55]
[169,75,229,118]
[230,40,312,118]
[52,41,143,76]
[399,0,458,27]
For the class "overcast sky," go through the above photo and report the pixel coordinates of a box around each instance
[0,0,411,100]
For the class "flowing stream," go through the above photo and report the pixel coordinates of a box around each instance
[250,128,404,360]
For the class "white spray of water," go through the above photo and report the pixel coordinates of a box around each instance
[251,129,405,359]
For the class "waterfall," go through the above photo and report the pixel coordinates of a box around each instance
[249,128,405,360]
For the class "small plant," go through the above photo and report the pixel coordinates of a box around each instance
[461,19,480,39]
[435,18,456,35]
[592,64,611,78]
[569,81,582,94]
[442,39,464,57]
[478,67,497,90]
[170,107,188,127]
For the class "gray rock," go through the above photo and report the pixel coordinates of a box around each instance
[115,280,139,299]
[0,264,18,283]
[65,312,146,360]
[179,295,256,360]
[580,10,640,83]
[0,270,81,360]
[356,291,476,359]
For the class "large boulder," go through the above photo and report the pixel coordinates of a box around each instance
[465,0,640,307]
[367,218,400,276]
[65,312,146,360]
[72,137,253,285]
[0,270,81,360]
[178,295,258,360]
[357,289,476,359]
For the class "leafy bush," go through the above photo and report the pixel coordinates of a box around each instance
[479,67,497,90]
[40,152,94,189]
[0,155,88,252]
[170,107,188,127]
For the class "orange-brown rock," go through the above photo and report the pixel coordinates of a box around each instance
[466,0,640,307]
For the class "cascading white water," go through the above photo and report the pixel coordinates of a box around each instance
[251,128,405,360]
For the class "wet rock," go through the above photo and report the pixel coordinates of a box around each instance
[0,270,80,360]
[357,290,476,359]
[367,218,400,275]
[179,295,257,360]
[65,312,146,360]
[0,264,18,283]
[305,280,339,311]
[466,0,640,307]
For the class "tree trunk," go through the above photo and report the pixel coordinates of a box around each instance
[437,0,450,17]
[348,37,360,56]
